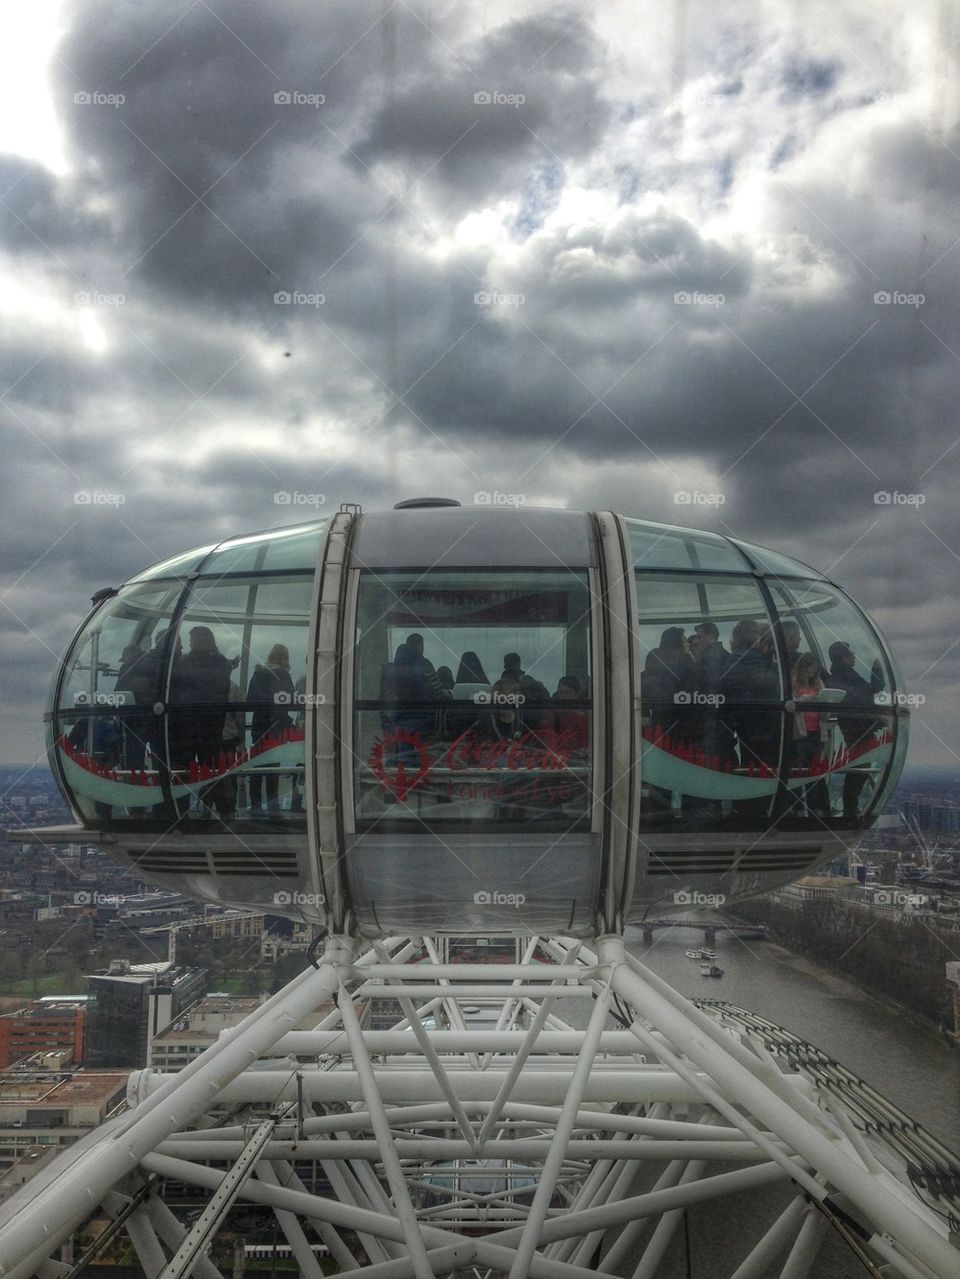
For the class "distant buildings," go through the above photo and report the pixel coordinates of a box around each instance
[778,875,937,921]
[259,918,316,962]
[901,798,960,834]
[149,994,264,1072]
[84,961,207,1070]
[0,1072,127,1196]
[0,999,87,1069]
[780,876,860,902]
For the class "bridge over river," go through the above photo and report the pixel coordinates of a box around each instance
[637,917,769,944]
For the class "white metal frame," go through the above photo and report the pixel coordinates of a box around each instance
[0,934,957,1278]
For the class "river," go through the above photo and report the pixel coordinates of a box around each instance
[624,922,960,1155]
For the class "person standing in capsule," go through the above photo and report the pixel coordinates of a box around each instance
[247,643,295,815]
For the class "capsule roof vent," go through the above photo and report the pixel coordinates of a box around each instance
[392,497,462,509]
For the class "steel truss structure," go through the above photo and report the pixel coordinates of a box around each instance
[0,934,958,1279]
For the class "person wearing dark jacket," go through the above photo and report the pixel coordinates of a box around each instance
[131,629,182,770]
[114,643,152,771]
[247,644,295,813]
[173,626,234,770]
[166,626,236,818]
[720,622,781,769]
[693,622,730,694]
[826,641,884,820]
[693,621,734,768]
[641,627,697,742]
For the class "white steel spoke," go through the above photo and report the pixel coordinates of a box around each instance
[0,933,956,1279]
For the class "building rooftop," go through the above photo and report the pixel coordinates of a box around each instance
[88,961,202,985]
[191,996,260,1016]
[153,996,262,1043]
[0,1002,86,1019]
[792,875,860,888]
[0,1074,127,1106]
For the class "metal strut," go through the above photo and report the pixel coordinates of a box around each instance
[0,933,956,1279]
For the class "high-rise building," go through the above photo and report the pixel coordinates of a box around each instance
[83,962,206,1070]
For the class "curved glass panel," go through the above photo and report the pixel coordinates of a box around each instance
[636,573,784,829]
[625,518,750,572]
[779,709,895,827]
[771,579,900,829]
[770,580,895,696]
[165,573,314,822]
[730,538,820,580]
[126,545,217,584]
[57,584,183,712]
[51,565,316,825]
[53,583,184,821]
[204,520,327,575]
[633,567,900,833]
[870,710,909,817]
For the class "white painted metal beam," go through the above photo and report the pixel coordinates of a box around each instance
[158,1118,276,1279]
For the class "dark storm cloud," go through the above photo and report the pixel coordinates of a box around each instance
[356,11,611,208]
[53,1,442,305]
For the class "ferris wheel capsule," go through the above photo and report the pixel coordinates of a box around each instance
[46,501,908,936]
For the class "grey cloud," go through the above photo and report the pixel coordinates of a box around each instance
[356,11,611,208]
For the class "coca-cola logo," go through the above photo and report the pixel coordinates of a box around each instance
[368,725,581,799]
[445,726,574,772]
[369,730,432,800]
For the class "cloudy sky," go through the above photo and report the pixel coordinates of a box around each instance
[0,0,957,768]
